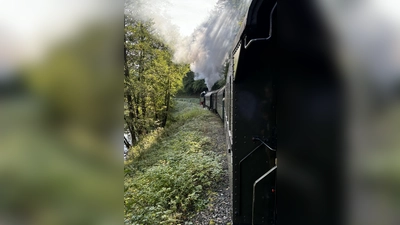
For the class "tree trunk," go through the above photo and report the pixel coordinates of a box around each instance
[124,24,139,144]
[141,97,146,118]
[124,136,131,149]
[154,100,158,121]
[138,23,146,119]
[161,79,171,127]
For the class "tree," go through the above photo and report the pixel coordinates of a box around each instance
[181,71,207,95]
[124,15,189,145]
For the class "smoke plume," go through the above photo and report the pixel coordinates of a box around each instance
[125,0,251,90]
[125,0,181,48]
[174,0,251,90]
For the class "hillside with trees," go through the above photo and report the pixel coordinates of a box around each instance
[124,16,189,148]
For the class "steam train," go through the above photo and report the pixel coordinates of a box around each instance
[200,1,278,224]
[201,0,344,224]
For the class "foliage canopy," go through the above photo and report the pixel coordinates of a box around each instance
[124,16,189,146]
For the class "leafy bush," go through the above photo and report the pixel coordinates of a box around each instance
[125,151,221,224]
[124,101,223,225]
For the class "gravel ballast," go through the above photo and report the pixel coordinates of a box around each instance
[185,109,232,225]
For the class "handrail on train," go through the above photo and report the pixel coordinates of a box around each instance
[252,165,277,225]
[244,2,277,49]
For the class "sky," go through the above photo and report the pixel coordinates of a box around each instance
[166,0,218,37]
[126,0,252,90]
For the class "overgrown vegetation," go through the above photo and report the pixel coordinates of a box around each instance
[124,101,223,225]
[124,16,189,148]
[180,71,208,95]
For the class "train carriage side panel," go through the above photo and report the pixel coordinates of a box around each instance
[217,87,225,120]
[226,62,234,211]
[228,0,278,224]
[205,92,212,109]
[212,91,218,111]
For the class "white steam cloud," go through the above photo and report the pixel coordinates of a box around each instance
[125,0,251,90]
[174,0,251,90]
[125,0,181,50]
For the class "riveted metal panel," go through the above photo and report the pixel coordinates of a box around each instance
[228,0,278,223]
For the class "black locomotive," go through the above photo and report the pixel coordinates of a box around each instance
[202,0,345,224]
[202,1,278,224]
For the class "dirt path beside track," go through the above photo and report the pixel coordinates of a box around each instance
[185,105,232,225]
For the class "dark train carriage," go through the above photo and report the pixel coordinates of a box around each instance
[226,0,344,224]
[226,0,278,224]
[216,87,225,120]
[212,91,218,111]
[205,90,219,111]
[204,91,213,109]
[200,91,206,107]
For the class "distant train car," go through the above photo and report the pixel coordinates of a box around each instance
[204,90,219,110]
[204,91,213,109]
[212,91,218,112]
[207,0,342,224]
[200,91,206,107]
[216,87,225,120]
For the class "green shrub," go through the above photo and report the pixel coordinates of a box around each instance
[124,100,223,225]
[124,151,221,224]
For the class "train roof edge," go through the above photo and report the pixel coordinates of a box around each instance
[232,0,275,54]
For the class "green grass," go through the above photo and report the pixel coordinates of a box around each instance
[124,100,223,225]
[174,97,200,104]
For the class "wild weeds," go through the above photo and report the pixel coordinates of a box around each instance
[124,100,223,225]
